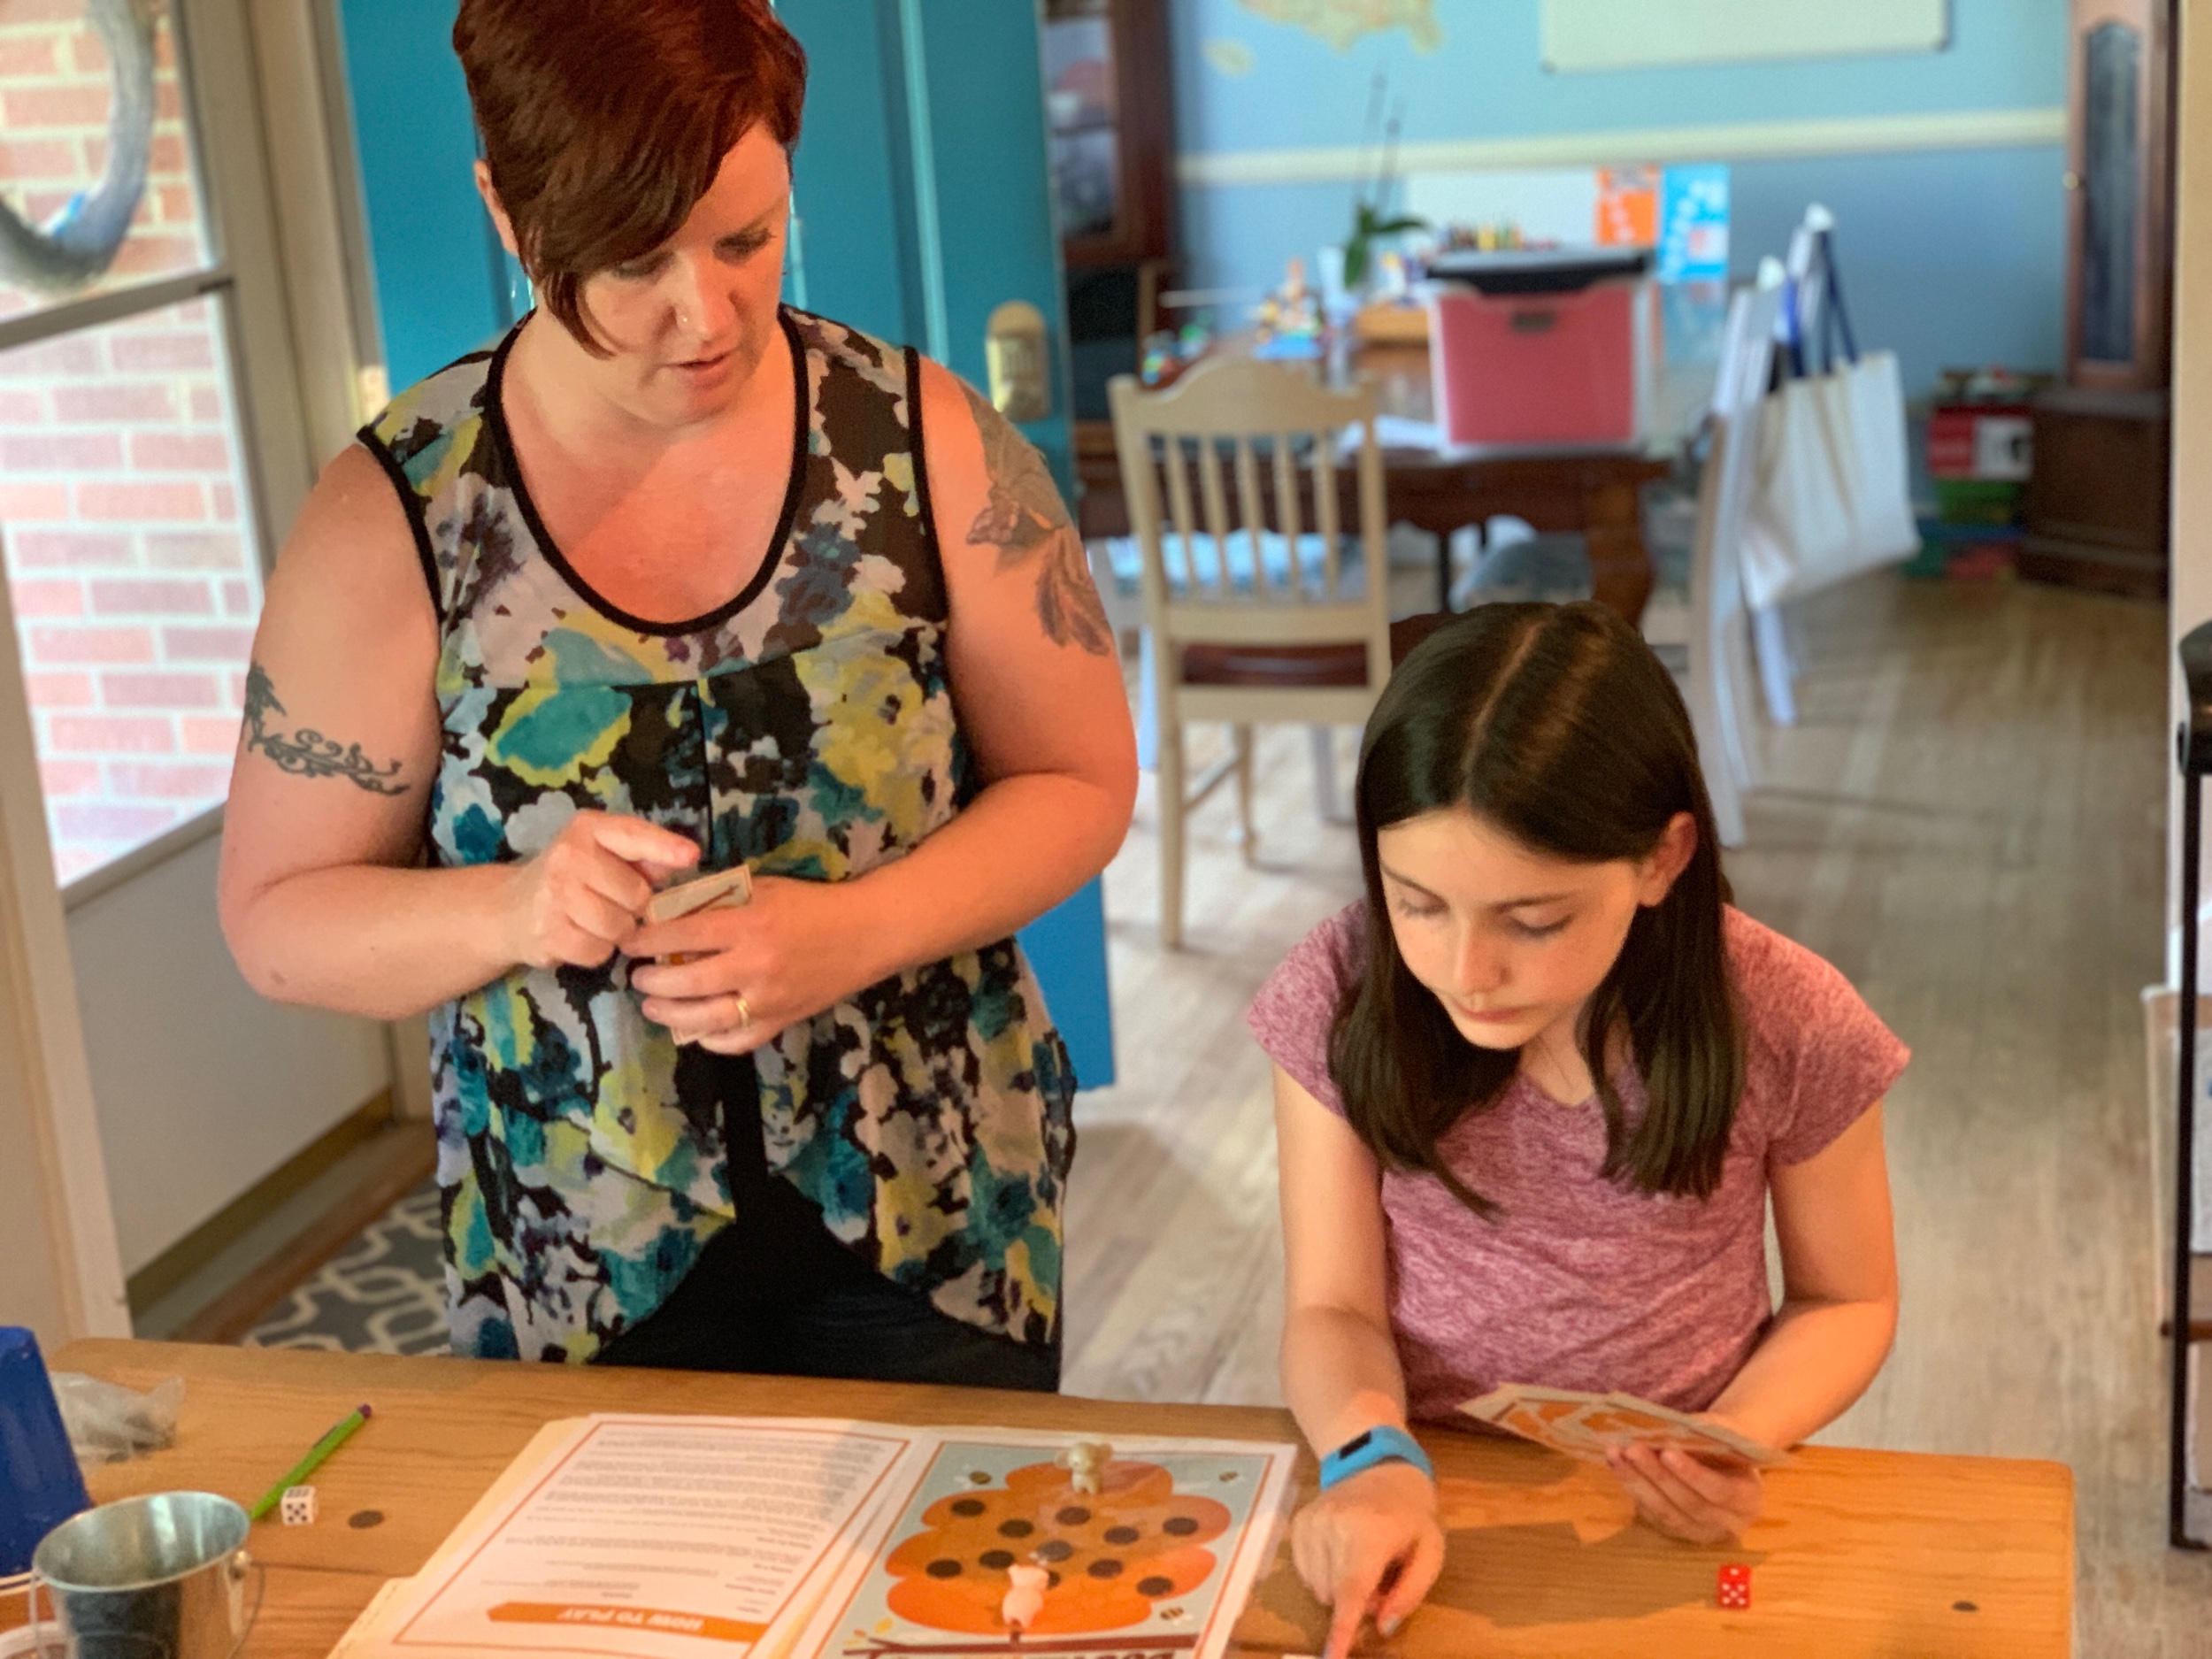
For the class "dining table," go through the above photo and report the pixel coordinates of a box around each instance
[19,1339,2076,1657]
[1072,333,1709,627]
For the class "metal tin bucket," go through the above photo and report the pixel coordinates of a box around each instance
[29,1493,260,1659]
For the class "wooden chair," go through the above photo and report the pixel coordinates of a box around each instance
[1108,359,1442,948]
[1682,265,1787,845]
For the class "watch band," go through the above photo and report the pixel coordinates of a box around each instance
[1318,1424,1433,1490]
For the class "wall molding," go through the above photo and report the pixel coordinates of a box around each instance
[1178,106,2067,188]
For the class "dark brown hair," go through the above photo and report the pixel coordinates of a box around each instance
[1327,602,1743,1216]
[452,0,807,352]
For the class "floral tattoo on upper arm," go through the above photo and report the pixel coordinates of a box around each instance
[242,663,409,795]
[957,380,1114,657]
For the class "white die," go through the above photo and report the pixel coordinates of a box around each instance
[280,1485,318,1525]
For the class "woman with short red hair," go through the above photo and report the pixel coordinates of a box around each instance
[218,0,1135,1390]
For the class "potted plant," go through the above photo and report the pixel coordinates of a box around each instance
[1340,74,1425,290]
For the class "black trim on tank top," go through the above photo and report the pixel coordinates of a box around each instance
[483,307,810,640]
[905,344,949,601]
[354,424,447,627]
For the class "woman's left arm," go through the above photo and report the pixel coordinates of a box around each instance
[630,360,1137,1047]
[1609,1102,1897,1542]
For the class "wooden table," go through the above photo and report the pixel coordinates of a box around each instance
[35,1340,2073,1657]
[1074,340,1678,626]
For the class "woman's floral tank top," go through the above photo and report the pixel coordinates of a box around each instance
[357,308,1077,1362]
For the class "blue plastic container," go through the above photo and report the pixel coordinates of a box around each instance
[0,1325,91,1578]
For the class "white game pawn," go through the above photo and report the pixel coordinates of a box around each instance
[1001,1562,1048,1634]
[279,1485,317,1525]
[1056,1440,1111,1495]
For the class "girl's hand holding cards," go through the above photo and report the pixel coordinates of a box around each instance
[1606,1440,1763,1545]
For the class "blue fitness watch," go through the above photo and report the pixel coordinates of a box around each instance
[1318,1425,1433,1490]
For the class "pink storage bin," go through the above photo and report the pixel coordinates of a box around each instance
[1426,276,1649,449]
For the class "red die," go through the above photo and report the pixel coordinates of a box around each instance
[1717,1563,1752,1609]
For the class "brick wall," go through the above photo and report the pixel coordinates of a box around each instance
[0,0,258,884]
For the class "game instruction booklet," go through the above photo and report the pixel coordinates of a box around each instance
[330,1413,1299,1659]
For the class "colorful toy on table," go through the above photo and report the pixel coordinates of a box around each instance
[1371,250,1411,302]
[1718,1563,1752,1609]
[1253,256,1323,361]
[1139,319,1217,388]
[1056,1439,1113,1495]
[1000,1561,1050,1634]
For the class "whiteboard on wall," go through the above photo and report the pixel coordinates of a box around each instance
[1541,0,1950,73]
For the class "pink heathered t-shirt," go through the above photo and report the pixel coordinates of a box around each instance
[1248,902,1908,1423]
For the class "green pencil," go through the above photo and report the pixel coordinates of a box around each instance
[250,1402,373,1521]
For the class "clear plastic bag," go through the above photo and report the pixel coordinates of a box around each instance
[49,1371,183,1466]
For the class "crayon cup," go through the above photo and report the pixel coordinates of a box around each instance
[0,1326,93,1582]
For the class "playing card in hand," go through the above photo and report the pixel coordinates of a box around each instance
[1459,1385,1787,1467]
[644,864,753,925]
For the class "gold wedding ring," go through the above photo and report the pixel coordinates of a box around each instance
[734,995,754,1032]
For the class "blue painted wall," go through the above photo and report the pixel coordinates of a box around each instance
[334,0,519,388]
[1171,0,2070,394]
[788,3,1079,501]
[781,1,920,344]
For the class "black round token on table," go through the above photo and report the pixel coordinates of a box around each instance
[348,1510,384,1530]
[1954,1601,1979,1614]
[1035,1540,1073,1563]
[1088,1558,1123,1578]
[1163,1516,1199,1536]
[1137,1575,1173,1597]
[1057,1506,1091,1525]
[950,1498,986,1517]
[926,1559,963,1579]
[979,1549,1014,1570]
[1104,1525,1140,1545]
[998,1518,1034,1539]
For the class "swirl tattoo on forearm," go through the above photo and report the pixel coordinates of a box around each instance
[242,663,409,795]
[958,380,1115,657]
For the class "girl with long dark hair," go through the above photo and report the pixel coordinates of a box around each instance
[1249,603,1904,1654]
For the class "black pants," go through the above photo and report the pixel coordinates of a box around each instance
[594,1050,1059,1392]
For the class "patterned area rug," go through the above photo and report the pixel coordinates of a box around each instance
[244,1179,449,1356]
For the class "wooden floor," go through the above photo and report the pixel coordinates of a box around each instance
[1060,573,2212,1654]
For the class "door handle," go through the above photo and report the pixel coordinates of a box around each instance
[986,299,1052,423]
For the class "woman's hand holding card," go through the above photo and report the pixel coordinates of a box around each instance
[627,873,880,1053]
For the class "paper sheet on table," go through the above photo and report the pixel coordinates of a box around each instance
[332,1415,927,1658]
[329,1578,414,1658]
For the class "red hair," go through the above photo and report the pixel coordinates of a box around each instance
[452,0,807,352]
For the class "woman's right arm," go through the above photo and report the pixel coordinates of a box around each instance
[217,446,697,1020]
[1275,1064,1446,1659]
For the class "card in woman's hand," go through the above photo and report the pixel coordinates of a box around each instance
[644,864,753,924]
